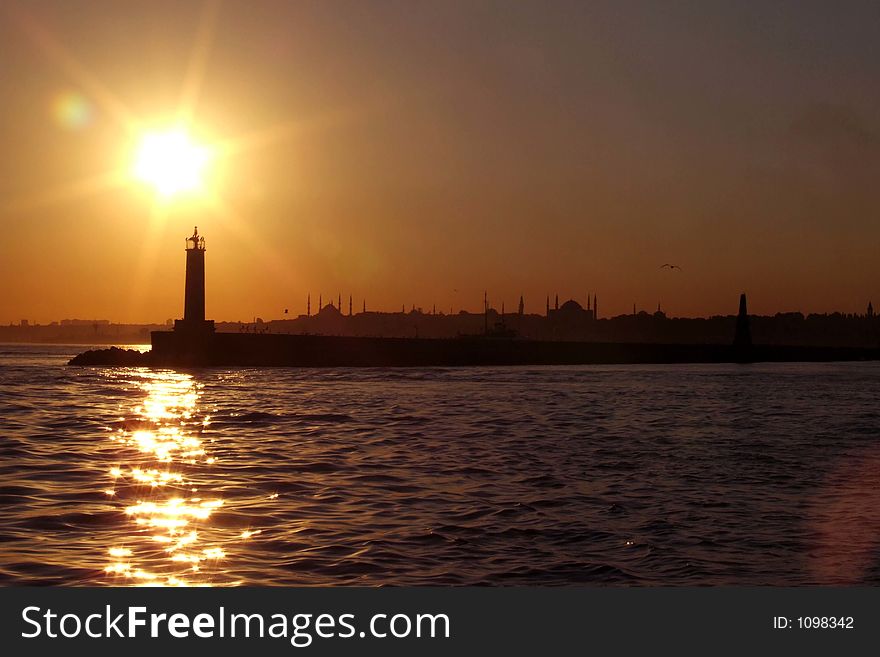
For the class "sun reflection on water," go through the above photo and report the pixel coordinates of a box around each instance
[101,370,243,586]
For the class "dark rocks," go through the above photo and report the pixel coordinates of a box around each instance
[68,347,153,367]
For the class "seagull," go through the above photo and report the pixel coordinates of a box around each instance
[660,264,683,271]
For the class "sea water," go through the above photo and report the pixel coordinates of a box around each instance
[1,343,878,586]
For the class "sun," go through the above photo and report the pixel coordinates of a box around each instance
[133,128,211,198]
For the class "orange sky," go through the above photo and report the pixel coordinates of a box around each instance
[1,0,879,324]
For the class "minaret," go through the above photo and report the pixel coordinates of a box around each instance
[587,294,591,311]
[307,293,311,317]
[319,294,322,310]
[868,301,874,319]
[484,291,488,334]
[593,294,597,319]
[555,294,559,311]
[349,295,352,316]
[363,300,366,313]
[518,295,524,316]
[338,293,342,310]
[546,295,550,316]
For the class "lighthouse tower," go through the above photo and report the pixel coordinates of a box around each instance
[174,226,214,335]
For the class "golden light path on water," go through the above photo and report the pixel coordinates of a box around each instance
[100,370,260,586]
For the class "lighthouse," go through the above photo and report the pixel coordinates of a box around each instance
[175,226,214,335]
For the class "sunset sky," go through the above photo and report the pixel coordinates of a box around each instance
[1,0,879,324]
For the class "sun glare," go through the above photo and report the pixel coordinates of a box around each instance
[133,129,211,198]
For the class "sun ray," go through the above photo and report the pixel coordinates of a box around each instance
[201,192,297,287]
[6,4,142,136]
[2,169,130,216]
[176,0,222,126]
[126,204,173,322]
[213,105,365,161]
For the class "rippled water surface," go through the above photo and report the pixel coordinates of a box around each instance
[1,343,879,586]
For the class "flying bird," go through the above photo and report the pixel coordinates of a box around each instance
[660,264,683,271]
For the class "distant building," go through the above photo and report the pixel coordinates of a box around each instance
[544,298,597,338]
[61,319,110,326]
[547,299,596,322]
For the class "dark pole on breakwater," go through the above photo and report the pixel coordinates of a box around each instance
[733,292,753,362]
[734,293,752,347]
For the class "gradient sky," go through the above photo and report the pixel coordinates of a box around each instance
[1,0,879,324]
